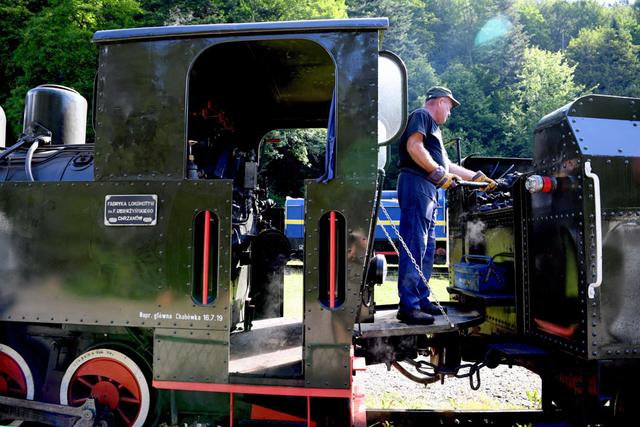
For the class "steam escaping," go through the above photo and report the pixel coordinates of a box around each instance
[261,257,287,319]
[467,220,486,247]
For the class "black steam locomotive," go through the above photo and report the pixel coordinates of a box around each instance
[0,17,639,427]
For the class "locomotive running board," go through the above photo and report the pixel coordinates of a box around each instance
[355,304,484,338]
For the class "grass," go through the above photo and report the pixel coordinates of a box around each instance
[283,264,450,317]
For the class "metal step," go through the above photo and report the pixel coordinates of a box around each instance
[356,303,484,338]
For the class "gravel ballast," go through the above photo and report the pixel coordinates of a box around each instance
[359,361,542,411]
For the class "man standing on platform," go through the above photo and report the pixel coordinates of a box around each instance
[396,86,496,325]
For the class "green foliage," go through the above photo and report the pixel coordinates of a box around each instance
[259,129,327,205]
[526,389,542,406]
[347,0,433,60]
[346,0,437,110]
[0,0,48,141]
[224,0,347,22]
[517,0,609,51]
[4,0,143,139]
[406,57,440,110]
[140,0,347,25]
[502,47,584,156]
[139,0,225,25]
[440,63,500,156]
[566,25,640,97]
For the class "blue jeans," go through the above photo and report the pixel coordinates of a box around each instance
[397,171,437,313]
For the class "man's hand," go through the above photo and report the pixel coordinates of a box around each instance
[428,166,458,189]
[472,171,497,192]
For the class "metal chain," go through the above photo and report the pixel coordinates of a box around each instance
[403,357,485,391]
[379,203,454,327]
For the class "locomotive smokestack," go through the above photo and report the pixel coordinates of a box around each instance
[23,85,87,145]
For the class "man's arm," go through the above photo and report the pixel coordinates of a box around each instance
[449,163,497,191]
[407,132,474,180]
[448,163,475,180]
[406,132,440,173]
[406,132,457,189]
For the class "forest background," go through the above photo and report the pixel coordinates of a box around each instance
[1,0,639,195]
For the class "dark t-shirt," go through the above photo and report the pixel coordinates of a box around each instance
[397,108,448,179]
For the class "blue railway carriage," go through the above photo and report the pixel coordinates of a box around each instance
[285,189,448,267]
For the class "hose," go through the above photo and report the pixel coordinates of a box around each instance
[25,139,39,181]
[392,361,440,385]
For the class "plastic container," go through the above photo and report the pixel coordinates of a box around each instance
[453,255,508,293]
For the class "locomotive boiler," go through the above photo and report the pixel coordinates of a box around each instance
[1,17,640,427]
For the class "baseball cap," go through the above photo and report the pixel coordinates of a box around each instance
[425,86,460,108]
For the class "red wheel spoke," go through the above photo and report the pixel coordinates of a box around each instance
[63,350,149,427]
[0,349,30,400]
[76,376,95,388]
[116,407,132,425]
[119,395,141,404]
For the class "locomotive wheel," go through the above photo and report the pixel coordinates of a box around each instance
[59,348,150,427]
[0,343,34,399]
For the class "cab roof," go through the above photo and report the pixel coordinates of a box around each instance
[93,18,389,44]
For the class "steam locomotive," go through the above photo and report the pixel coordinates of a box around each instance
[1,17,639,427]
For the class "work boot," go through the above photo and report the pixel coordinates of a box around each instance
[396,310,435,325]
[421,300,447,316]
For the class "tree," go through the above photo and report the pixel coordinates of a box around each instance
[513,0,553,49]
[566,25,640,97]
[347,0,436,112]
[347,0,433,61]
[4,0,143,139]
[516,0,609,51]
[139,0,225,25]
[259,129,326,204]
[472,16,529,92]
[141,0,347,26]
[440,62,501,156]
[502,47,584,156]
[405,57,440,109]
[0,0,49,142]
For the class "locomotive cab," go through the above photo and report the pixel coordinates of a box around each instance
[0,18,413,425]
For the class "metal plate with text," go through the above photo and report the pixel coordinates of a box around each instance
[104,194,158,226]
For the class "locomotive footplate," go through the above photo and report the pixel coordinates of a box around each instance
[356,303,484,338]
[229,317,303,381]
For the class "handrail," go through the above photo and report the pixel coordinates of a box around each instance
[584,161,602,299]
